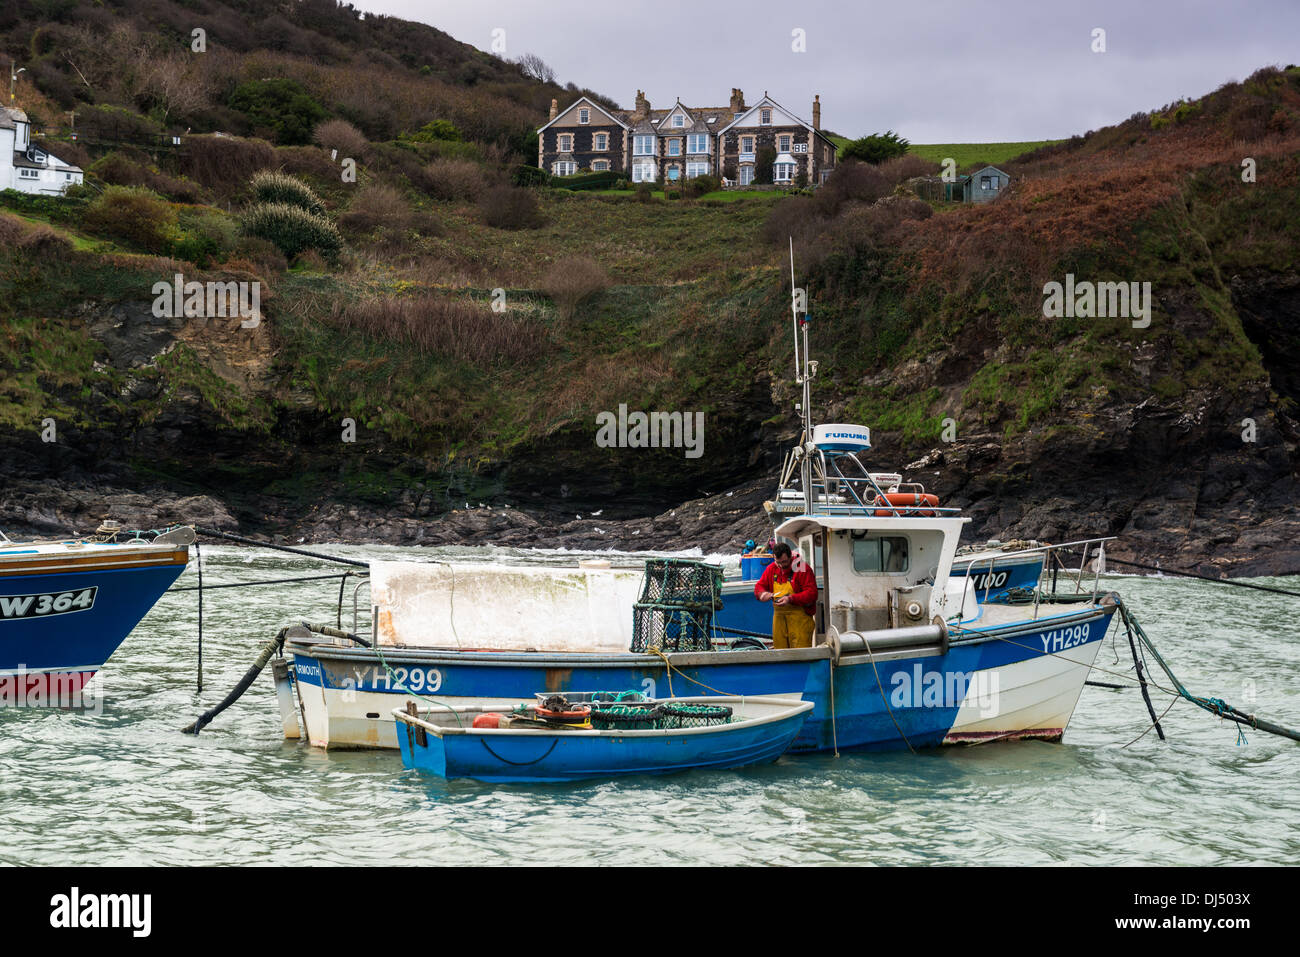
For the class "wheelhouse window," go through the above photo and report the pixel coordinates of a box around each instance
[852,536,910,573]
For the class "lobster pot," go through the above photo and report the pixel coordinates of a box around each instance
[630,603,714,653]
[638,559,724,607]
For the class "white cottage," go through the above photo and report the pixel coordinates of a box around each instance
[1,107,84,195]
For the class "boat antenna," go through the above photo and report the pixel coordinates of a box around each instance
[789,238,815,515]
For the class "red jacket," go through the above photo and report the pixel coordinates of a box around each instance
[754,561,817,616]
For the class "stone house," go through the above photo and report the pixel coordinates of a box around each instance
[537,89,836,186]
[535,96,629,177]
[717,93,837,186]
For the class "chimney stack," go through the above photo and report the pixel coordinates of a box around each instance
[729,88,746,113]
[549,98,558,121]
[634,89,650,116]
[812,94,821,131]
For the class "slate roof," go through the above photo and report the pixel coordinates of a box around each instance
[0,107,29,130]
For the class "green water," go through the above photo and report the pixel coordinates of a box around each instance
[2,544,1297,865]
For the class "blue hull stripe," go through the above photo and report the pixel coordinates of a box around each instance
[0,565,185,673]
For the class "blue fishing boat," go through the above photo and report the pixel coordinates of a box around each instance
[393,695,814,782]
[272,250,1120,754]
[0,525,191,703]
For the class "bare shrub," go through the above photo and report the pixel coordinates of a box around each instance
[19,225,75,257]
[180,134,276,195]
[815,161,892,216]
[225,236,288,275]
[339,184,439,237]
[274,146,341,183]
[313,119,369,160]
[877,154,941,184]
[293,249,328,271]
[90,152,207,203]
[0,212,28,246]
[479,185,543,229]
[539,256,610,319]
[424,158,487,202]
[330,295,547,365]
[762,195,825,246]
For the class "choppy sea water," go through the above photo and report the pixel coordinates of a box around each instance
[2,542,1296,866]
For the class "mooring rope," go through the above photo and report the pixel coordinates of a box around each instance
[194,526,368,568]
[858,632,916,754]
[1053,549,1300,598]
[174,572,351,592]
[1118,600,1300,743]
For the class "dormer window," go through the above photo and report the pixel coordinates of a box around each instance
[672,114,684,128]
[578,108,590,124]
[760,109,772,125]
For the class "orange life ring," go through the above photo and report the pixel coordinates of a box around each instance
[872,492,940,516]
[534,702,592,722]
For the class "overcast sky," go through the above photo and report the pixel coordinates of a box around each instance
[357,1,1300,142]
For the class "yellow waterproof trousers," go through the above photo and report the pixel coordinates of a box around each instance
[772,608,815,649]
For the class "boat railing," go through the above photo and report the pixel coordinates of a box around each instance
[1031,537,1116,618]
[779,448,962,518]
[335,572,371,634]
[956,535,1116,620]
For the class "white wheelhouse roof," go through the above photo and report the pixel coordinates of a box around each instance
[776,515,971,539]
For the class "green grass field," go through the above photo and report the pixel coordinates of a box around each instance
[907,141,1060,167]
[828,135,1061,169]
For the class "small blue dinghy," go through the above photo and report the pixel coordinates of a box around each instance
[393,694,813,783]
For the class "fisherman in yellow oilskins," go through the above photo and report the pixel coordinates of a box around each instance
[753,542,817,648]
